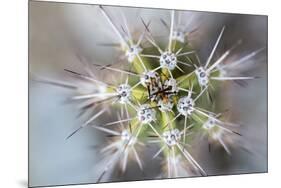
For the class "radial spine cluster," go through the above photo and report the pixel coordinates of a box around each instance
[37,6,265,182]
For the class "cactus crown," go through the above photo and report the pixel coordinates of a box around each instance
[36,5,265,182]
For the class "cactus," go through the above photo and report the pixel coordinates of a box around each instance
[34,5,265,183]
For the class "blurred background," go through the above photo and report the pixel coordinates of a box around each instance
[29,1,267,187]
